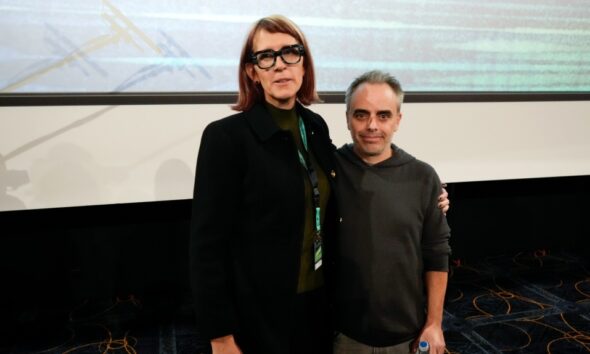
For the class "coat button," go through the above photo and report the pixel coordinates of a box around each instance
[339,217,343,223]
[330,170,336,178]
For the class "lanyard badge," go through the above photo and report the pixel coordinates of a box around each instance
[313,208,322,270]
[298,118,323,271]
[314,233,323,270]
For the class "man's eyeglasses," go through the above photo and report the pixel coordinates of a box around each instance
[250,44,305,69]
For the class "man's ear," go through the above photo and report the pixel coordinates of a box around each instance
[394,112,403,132]
[346,113,351,131]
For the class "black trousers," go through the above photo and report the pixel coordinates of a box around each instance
[290,287,333,354]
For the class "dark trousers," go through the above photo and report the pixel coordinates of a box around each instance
[290,287,333,354]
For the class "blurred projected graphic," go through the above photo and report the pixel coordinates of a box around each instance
[1,0,589,93]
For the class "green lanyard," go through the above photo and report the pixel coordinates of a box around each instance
[298,118,323,270]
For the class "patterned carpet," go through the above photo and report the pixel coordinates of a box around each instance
[443,249,590,353]
[3,294,209,354]
[3,250,589,353]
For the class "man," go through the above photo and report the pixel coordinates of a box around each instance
[332,70,451,354]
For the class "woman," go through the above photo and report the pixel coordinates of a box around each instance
[190,15,450,354]
[190,15,337,354]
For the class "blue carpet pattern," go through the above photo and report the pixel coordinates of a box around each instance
[443,250,590,353]
[3,250,588,353]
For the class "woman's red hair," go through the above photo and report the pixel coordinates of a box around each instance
[232,15,321,111]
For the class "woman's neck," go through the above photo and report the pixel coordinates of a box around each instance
[265,95,296,110]
[265,100,297,114]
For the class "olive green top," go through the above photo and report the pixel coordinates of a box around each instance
[265,102,331,293]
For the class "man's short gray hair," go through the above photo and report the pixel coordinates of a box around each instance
[345,70,405,113]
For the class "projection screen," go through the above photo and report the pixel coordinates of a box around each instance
[1,0,589,93]
[1,0,589,212]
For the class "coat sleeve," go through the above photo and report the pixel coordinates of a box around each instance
[189,121,242,340]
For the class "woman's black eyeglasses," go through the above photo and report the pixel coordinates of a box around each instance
[250,44,305,69]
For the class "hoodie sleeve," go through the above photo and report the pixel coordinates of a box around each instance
[421,168,452,272]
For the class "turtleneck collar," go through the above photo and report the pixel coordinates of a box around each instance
[264,101,298,131]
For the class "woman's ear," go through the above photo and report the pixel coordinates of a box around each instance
[245,64,258,83]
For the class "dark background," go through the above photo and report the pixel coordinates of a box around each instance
[0,174,588,352]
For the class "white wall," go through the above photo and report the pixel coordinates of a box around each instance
[1,100,589,211]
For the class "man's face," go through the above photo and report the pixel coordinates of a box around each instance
[347,82,402,165]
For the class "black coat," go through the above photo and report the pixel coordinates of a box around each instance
[189,102,337,353]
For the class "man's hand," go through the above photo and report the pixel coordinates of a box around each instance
[412,322,446,354]
[211,335,242,354]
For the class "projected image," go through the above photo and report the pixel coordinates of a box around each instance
[1,0,589,93]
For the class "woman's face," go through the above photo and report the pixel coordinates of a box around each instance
[248,29,305,109]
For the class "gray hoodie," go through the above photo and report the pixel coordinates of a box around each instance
[333,143,451,347]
